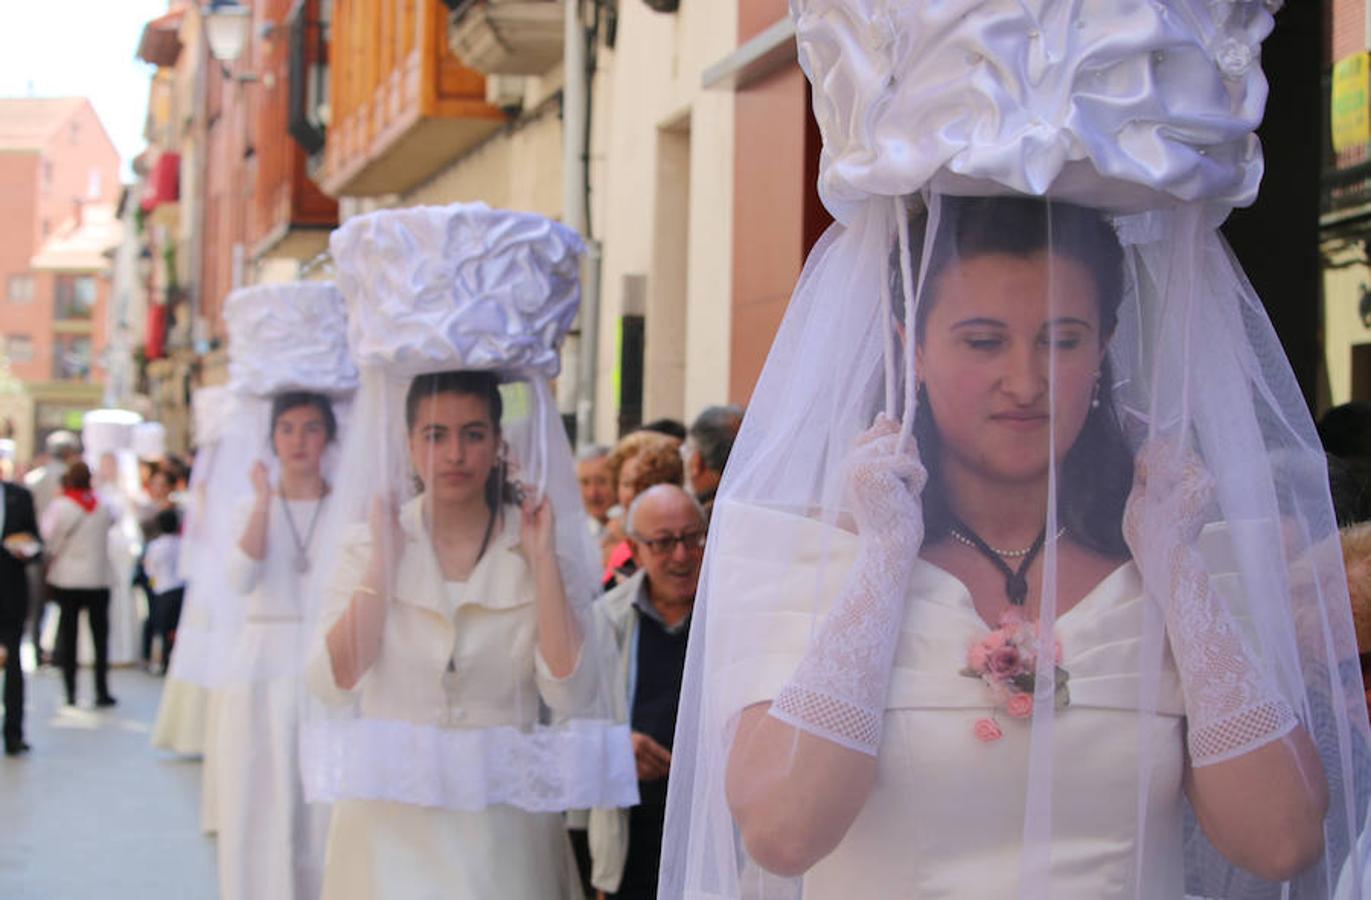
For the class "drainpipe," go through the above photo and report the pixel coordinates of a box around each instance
[565,0,600,447]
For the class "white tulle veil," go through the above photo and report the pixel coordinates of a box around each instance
[660,2,1370,899]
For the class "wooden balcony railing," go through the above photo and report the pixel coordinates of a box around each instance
[250,0,338,259]
[320,0,507,197]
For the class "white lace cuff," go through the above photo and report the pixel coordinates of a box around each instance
[769,684,883,756]
[1188,698,1299,768]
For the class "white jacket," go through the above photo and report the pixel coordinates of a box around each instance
[586,570,646,894]
[307,496,603,729]
[41,495,113,590]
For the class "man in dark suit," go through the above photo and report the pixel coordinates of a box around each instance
[1,479,40,755]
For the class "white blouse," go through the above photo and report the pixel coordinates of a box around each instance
[41,495,113,590]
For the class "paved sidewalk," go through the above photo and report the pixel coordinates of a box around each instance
[0,655,216,899]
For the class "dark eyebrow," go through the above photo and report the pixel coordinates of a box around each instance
[1042,317,1095,330]
[458,421,490,431]
[950,317,1008,330]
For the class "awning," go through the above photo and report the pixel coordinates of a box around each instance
[140,152,181,213]
[136,8,186,68]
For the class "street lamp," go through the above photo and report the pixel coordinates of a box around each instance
[202,0,281,84]
[202,0,253,65]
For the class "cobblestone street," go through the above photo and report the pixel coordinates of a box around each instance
[0,652,215,899]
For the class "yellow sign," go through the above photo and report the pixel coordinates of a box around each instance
[1333,52,1371,153]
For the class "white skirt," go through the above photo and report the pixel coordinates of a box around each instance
[322,798,583,900]
[215,674,329,900]
[150,677,208,755]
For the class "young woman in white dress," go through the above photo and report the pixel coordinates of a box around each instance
[660,4,1370,897]
[308,370,594,899]
[215,391,336,900]
[711,197,1329,896]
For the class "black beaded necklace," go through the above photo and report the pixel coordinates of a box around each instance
[948,518,1049,607]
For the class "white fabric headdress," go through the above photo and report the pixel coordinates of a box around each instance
[81,408,141,460]
[803,0,1275,221]
[661,3,1368,900]
[330,202,582,379]
[225,281,358,397]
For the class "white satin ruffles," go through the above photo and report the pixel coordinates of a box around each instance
[330,203,583,380]
[224,281,358,397]
[793,0,1276,222]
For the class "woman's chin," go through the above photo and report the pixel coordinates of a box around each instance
[431,485,484,507]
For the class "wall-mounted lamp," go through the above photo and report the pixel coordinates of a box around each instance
[202,0,280,84]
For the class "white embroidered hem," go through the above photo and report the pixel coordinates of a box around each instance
[300,718,639,812]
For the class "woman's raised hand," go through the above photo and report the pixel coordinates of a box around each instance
[1123,439,1214,558]
[250,460,272,501]
[519,490,556,563]
[364,494,404,588]
[843,414,928,550]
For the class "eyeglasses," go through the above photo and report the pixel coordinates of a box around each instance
[634,529,706,555]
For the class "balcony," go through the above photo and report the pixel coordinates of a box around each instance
[320,0,508,197]
[250,0,339,260]
[446,0,564,76]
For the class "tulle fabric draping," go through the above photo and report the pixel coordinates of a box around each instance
[165,388,235,688]
[164,395,273,687]
[659,191,1371,900]
[298,365,637,814]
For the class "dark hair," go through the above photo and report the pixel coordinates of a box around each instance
[404,369,520,514]
[62,461,93,491]
[641,418,687,441]
[155,507,181,537]
[688,405,744,473]
[898,196,1134,559]
[270,391,338,446]
[1328,453,1371,527]
[1318,402,1371,460]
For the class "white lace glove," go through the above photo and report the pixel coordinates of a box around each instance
[1125,441,1298,767]
[769,415,928,755]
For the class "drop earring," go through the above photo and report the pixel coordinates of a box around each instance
[1090,375,1102,409]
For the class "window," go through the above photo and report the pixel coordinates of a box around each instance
[7,274,34,303]
[54,275,96,320]
[51,334,92,380]
[87,167,102,200]
[5,335,33,364]
[41,159,53,194]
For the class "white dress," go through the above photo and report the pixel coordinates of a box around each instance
[306,501,589,900]
[714,504,1187,898]
[216,496,331,900]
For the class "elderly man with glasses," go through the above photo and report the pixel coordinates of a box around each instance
[588,483,706,899]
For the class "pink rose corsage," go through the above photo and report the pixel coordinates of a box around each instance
[961,610,1070,742]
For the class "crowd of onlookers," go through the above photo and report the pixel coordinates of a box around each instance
[0,430,194,756]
